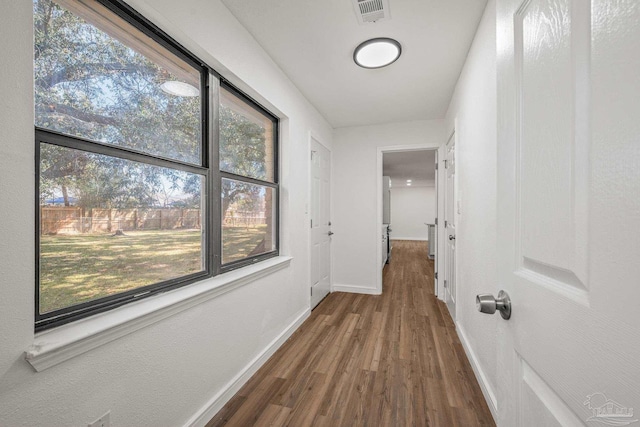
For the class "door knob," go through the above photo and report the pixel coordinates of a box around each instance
[476,290,511,320]
[328,231,334,236]
[449,235,456,240]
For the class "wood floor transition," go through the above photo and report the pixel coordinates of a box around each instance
[207,240,495,426]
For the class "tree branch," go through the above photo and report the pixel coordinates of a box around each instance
[36,62,157,89]
[38,103,118,126]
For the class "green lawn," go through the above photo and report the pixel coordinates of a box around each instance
[222,225,268,264]
[40,226,267,314]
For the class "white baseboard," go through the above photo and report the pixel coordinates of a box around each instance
[184,308,311,427]
[455,323,498,422]
[390,237,429,241]
[331,283,381,295]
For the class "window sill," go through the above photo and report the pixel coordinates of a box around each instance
[25,256,292,372]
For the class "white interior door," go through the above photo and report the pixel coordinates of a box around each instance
[434,150,439,295]
[496,0,640,425]
[310,137,331,309]
[444,134,456,317]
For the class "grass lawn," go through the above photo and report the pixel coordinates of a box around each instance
[40,226,267,314]
[222,225,268,264]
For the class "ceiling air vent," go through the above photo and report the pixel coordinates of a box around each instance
[352,0,391,24]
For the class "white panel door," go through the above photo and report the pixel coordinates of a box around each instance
[444,134,456,318]
[434,149,439,295]
[496,0,640,425]
[310,137,331,309]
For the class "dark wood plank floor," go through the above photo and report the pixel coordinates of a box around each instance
[207,240,495,426]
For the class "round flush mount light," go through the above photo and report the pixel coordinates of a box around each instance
[160,81,200,97]
[353,38,402,69]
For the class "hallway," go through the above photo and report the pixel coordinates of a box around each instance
[208,241,495,426]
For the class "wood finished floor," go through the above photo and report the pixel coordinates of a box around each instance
[207,240,495,427]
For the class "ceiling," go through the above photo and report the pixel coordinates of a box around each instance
[383,150,436,187]
[221,0,487,128]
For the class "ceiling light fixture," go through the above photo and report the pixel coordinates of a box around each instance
[353,38,402,69]
[406,179,412,183]
[160,81,200,97]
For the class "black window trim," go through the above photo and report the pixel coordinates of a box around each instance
[34,0,280,331]
[218,80,280,273]
[219,171,280,273]
[35,129,208,175]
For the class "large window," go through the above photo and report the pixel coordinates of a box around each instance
[34,0,278,330]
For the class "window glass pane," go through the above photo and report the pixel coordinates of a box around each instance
[39,144,206,314]
[220,88,276,182]
[34,0,202,164]
[222,178,276,264]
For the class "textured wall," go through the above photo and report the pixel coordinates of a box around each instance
[0,0,332,425]
[389,186,436,240]
[444,0,498,410]
[332,120,446,293]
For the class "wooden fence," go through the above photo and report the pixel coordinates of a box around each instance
[40,207,202,235]
[40,207,267,235]
[223,211,268,227]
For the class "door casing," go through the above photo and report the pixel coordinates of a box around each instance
[444,132,456,319]
[376,144,441,294]
[309,133,331,308]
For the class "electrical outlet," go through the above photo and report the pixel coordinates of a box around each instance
[88,411,111,427]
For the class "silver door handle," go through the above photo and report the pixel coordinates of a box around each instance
[449,235,456,240]
[328,231,334,236]
[476,291,511,320]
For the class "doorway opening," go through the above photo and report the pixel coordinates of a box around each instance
[378,147,439,297]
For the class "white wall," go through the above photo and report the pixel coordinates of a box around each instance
[0,1,332,426]
[332,120,446,294]
[389,186,436,240]
[443,0,498,417]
